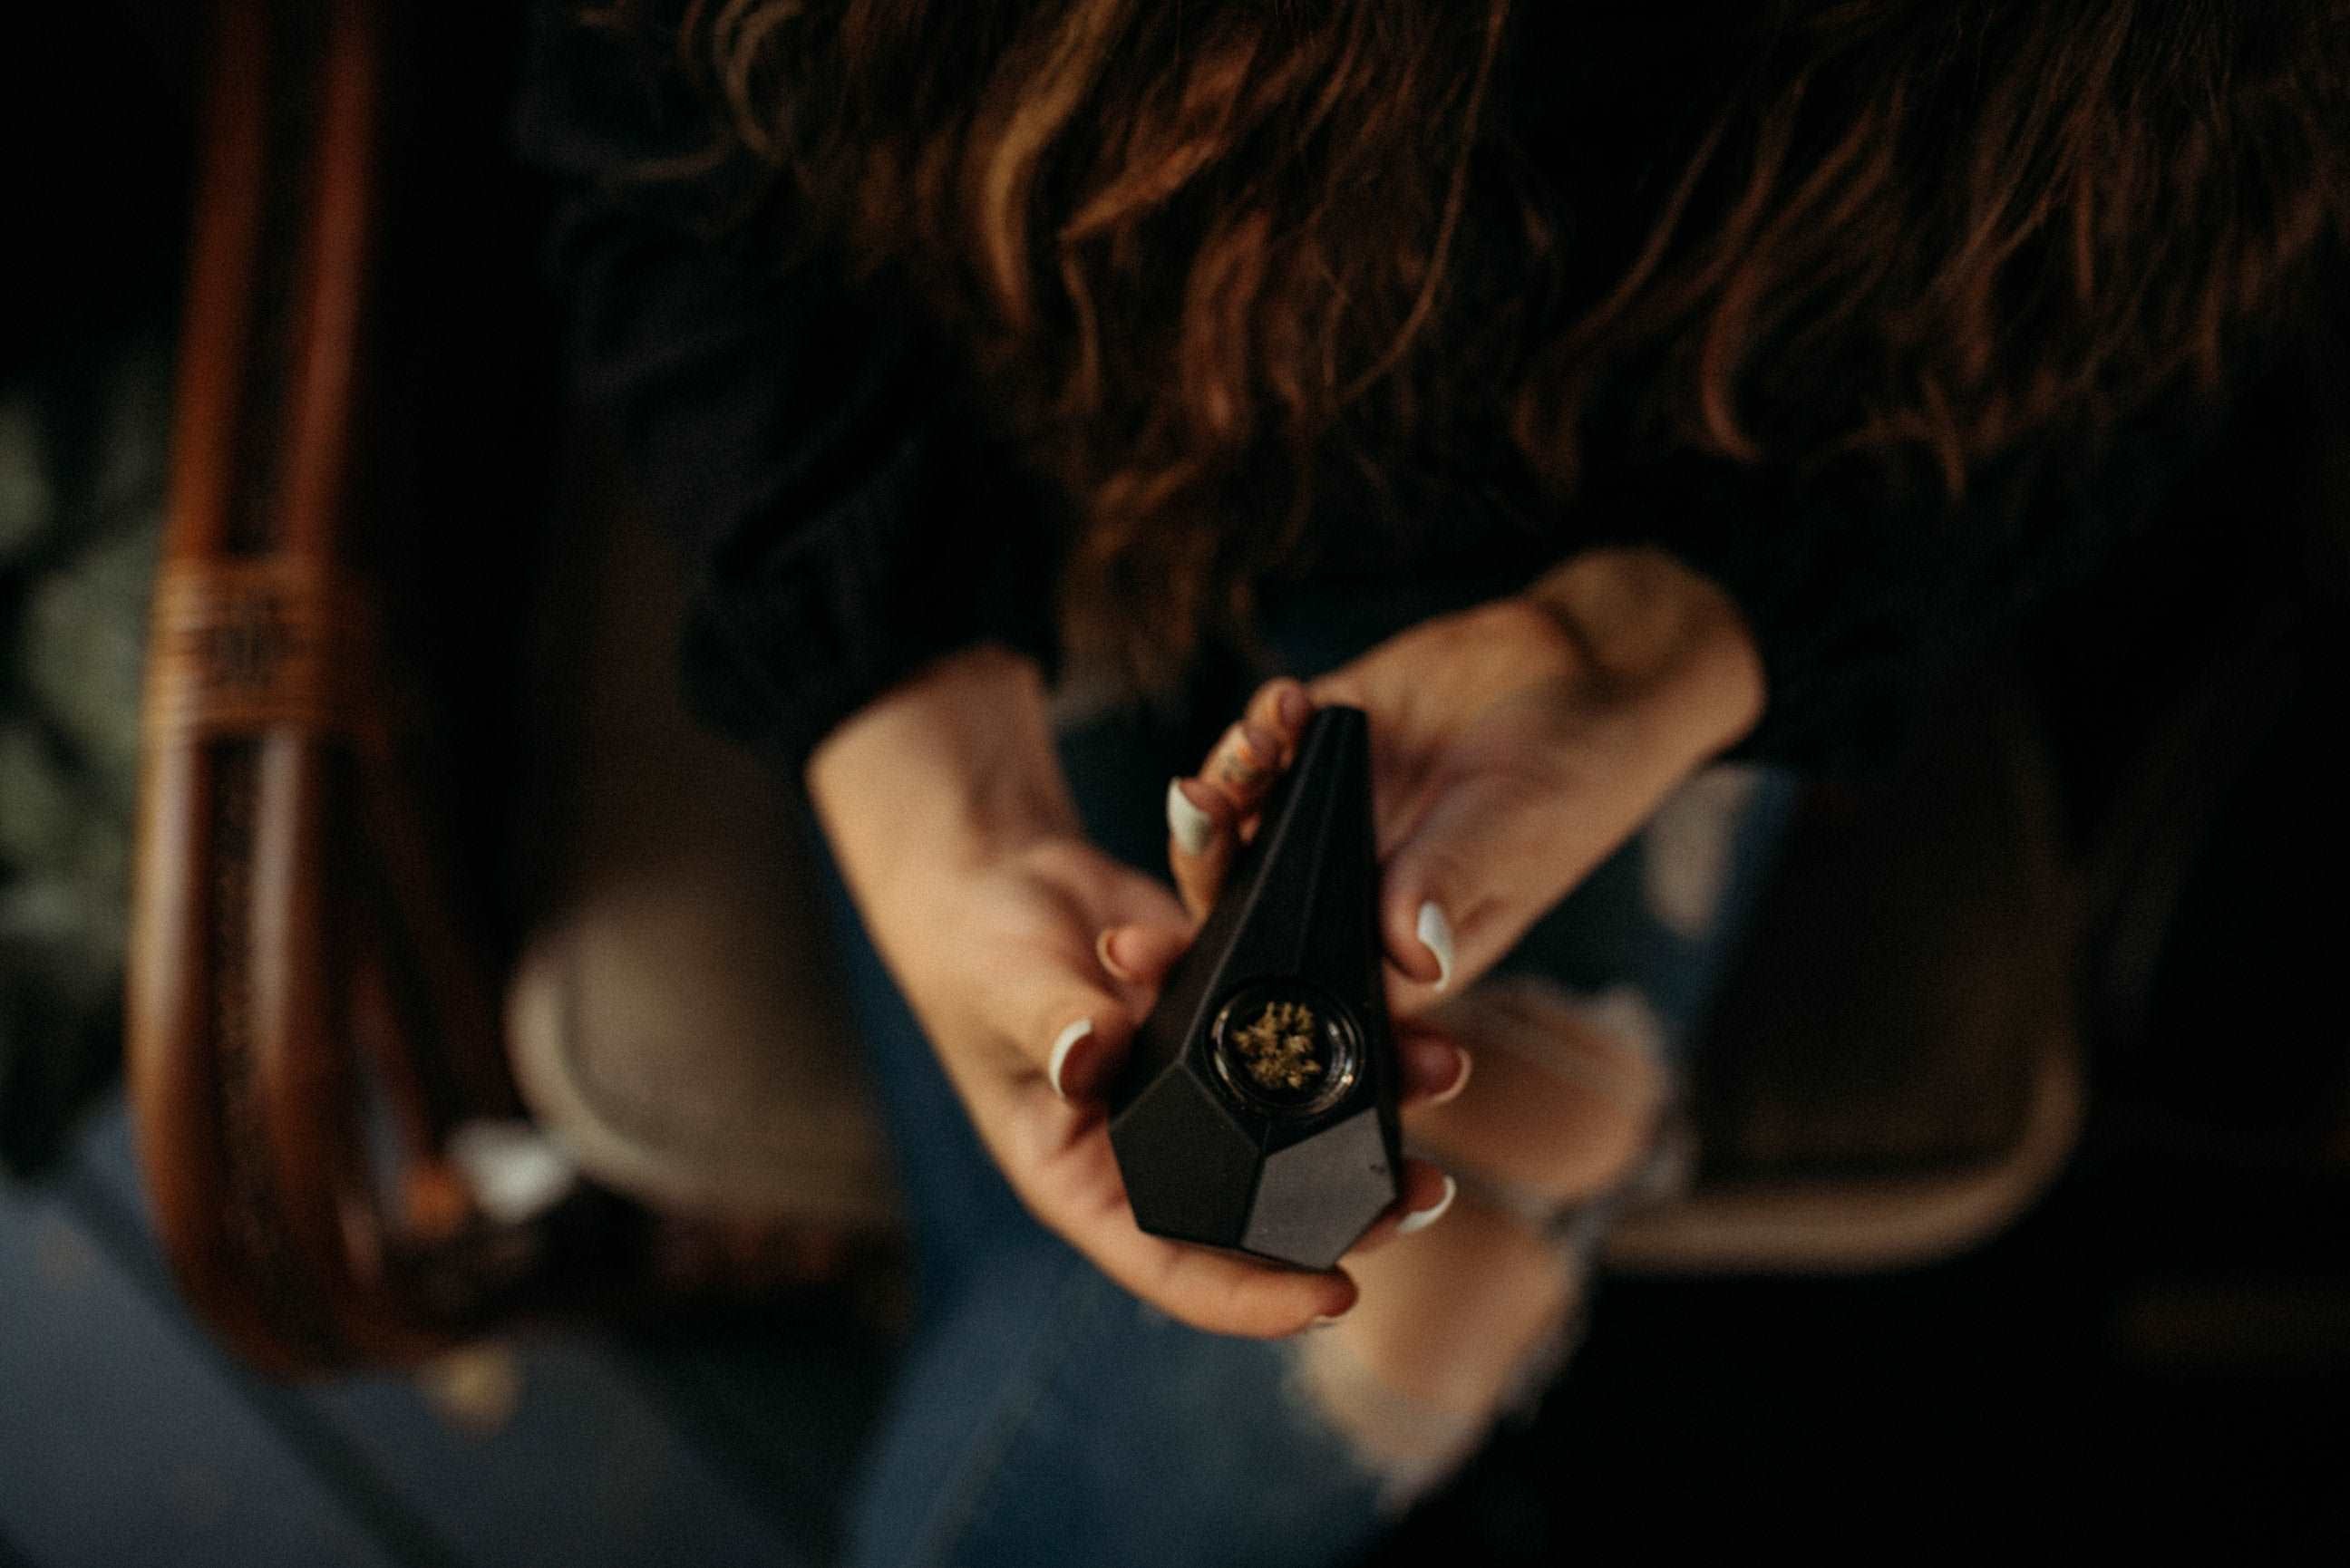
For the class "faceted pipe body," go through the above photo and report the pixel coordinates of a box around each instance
[1108,707,1402,1269]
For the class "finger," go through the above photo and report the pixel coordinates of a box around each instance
[1095,922,1190,991]
[1011,983,1141,1104]
[1380,892,1455,1003]
[1394,1024,1473,1110]
[993,874,1192,1101]
[1030,1133,1359,1336]
[1113,1228,1358,1338]
[1245,677,1316,767]
[1402,978,1670,1210]
[1199,713,1290,817]
[1167,777,1240,921]
[1377,767,1658,1016]
[1337,1158,1458,1262]
[1038,1016,1120,1103]
[1169,682,1314,915]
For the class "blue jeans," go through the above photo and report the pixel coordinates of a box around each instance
[821,587,1801,1568]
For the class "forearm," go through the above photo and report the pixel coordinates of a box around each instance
[805,644,1081,912]
[1521,546,1769,763]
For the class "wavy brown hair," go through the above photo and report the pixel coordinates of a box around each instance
[657,0,2347,684]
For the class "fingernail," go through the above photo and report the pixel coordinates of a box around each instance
[1240,721,1277,767]
[1428,1047,1473,1107]
[1167,779,1215,856]
[1415,901,1455,991]
[1308,1312,1350,1329]
[1277,685,1311,731]
[1397,1173,1458,1236]
[1047,1019,1094,1100]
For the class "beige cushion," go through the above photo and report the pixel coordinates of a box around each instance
[505,479,896,1227]
[1609,671,2082,1272]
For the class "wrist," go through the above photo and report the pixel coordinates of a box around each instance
[805,644,1081,906]
[1524,547,1767,757]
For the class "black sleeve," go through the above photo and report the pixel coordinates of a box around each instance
[1585,407,2207,777]
[513,2,1061,773]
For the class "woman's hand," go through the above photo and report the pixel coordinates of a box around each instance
[1152,547,1767,1017]
[1109,547,1763,1432]
[807,646,1455,1339]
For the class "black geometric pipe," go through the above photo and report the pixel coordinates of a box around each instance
[1109,705,1402,1269]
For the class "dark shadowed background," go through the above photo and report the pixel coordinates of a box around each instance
[2,5,2344,1564]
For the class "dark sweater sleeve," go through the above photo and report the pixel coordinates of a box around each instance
[514,3,1060,773]
[1586,409,2202,777]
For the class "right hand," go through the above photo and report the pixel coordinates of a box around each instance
[1139,548,1764,1215]
[1155,549,1765,1019]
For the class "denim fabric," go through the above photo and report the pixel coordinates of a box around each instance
[818,829,1400,1568]
[820,593,1801,1568]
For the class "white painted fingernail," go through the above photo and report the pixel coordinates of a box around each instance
[1415,901,1455,991]
[1167,779,1215,857]
[1047,1019,1094,1100]
[1397,1173,1458,1236]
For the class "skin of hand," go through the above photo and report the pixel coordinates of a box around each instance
[1099,545,1769,1419]
[1145,546,1768,1022]
[805,646,1457,1341]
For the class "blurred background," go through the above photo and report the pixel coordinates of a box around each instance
[3,4,2345,1564]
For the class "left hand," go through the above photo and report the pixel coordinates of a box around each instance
[809,646,1461,1338]
[1133,547,1767,1019]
